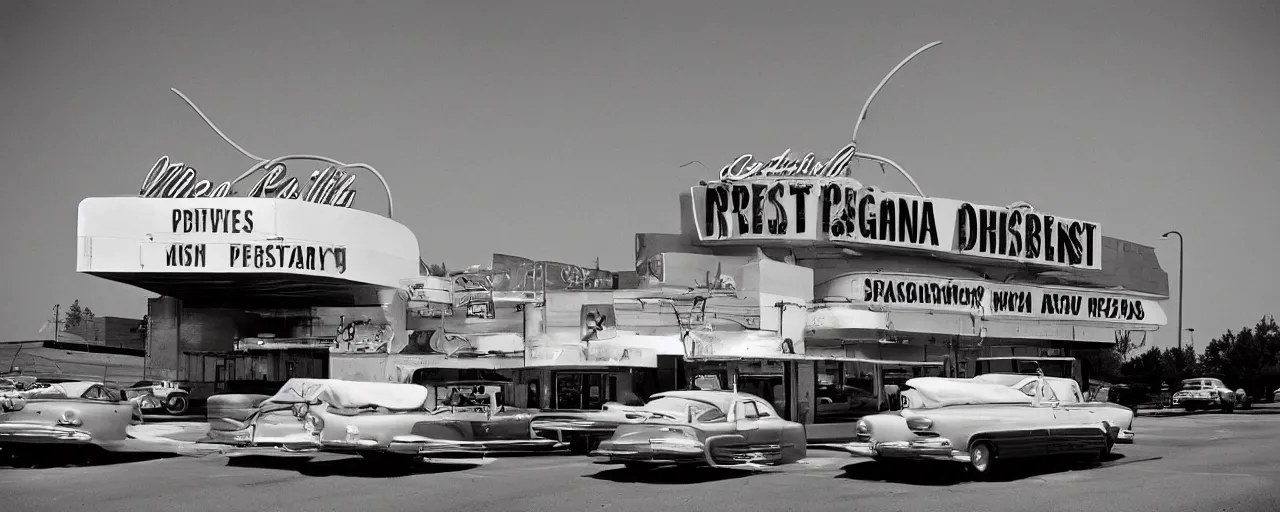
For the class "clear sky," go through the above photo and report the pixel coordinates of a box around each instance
[1,1,1276,351]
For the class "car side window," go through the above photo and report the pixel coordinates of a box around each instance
[696,407,727,423]
[83,386,102,400]
[1041,383,1060,402]
[752,400,773,418]
[737,401,761,420]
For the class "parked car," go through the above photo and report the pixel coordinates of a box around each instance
[311,379,562,464]
[972,373,1135,446]
[202,383,317,454]
[831,375,1114,479]
[206,378,563,462]
[125,380,191,416]
[1171,378,1238,412]
[590,390,807,470]
[0,381,137,465]
[530,399,649,455]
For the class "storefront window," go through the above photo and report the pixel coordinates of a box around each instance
[553,372,627,410]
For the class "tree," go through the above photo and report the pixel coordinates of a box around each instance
[1114,331,1146,361]
[64,300,85,328]
[425,263,448,277]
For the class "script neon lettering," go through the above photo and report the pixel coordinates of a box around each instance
[719,143,856,181]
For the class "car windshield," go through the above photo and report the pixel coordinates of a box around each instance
[1180,380,1217,390]
[643,397,724,420]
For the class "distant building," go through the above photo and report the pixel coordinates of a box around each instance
[62,316,146,352]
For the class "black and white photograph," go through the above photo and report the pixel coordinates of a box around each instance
[1,1,1277,511]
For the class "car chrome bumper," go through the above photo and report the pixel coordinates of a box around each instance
[1115,429,1136,443]
[835,438,969,463]
[0,422,94,444]
[591,436,777,468]
[323,436,565,457]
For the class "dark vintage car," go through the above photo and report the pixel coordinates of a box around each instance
[590,390,807,470]
[1,381,141,464]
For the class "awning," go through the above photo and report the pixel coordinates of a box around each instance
[590,334,686,356]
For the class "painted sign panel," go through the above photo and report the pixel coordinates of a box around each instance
[78,197,420,289]
[689,179,1103,271]
[683,329,802,359]
[524,345,658,368]
[815,273,1164,326]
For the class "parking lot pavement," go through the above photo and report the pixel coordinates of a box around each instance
[3,414,1279,512]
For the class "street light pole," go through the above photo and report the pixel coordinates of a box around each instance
[1161,231,1185,364]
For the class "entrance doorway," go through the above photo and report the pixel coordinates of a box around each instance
[553,372,618,410]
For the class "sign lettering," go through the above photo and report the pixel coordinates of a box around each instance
[691,181,1103,271]
[139,156,357,208]
[719,143,857,181]
[171,208,255,234]
[229,243,347,274]
[956,203,1099,268]
[701,180,940,249]
[154,242,347,275]
[843,274,1155,324]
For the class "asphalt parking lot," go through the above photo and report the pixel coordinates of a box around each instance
[3,413,1279,512]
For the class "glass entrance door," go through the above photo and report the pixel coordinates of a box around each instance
[553,372,616,410]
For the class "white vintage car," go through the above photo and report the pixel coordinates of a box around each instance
[972,373,1135,445]
[834,374,1119,478]
[1171,378,1238,412]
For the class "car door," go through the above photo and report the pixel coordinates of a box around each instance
[735,400,780,453]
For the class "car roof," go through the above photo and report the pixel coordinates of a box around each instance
[650,390,763,411]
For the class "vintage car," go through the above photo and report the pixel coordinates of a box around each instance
[832,375,1115,478]
[1171,377,1239,412]
[590,390,807,470]
[0,381,137,463]
[530,397,649,455]
[311,379,562,463]
[972,373,1135,445]
[125,380,191,415]
[202,382,320,453]
[206,378,563,462]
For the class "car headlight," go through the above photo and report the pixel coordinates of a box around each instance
[855,420,871,440]
[303,413,324,434]
[57,409,83,427]
[906,417,933,432]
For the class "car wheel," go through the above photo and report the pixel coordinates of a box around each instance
[1222,401,1235,413]
[967,441,996,479]
[166,396,189,415]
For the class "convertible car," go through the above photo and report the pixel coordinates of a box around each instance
[205,378,563,462]
[312,379,562,463]
[972,373,1135,445]
[0,381,139,464]
[832,374,1116,478]
[590,390,807,470]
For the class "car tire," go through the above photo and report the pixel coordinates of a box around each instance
[166,395,189,415]
[967,441,997,480]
